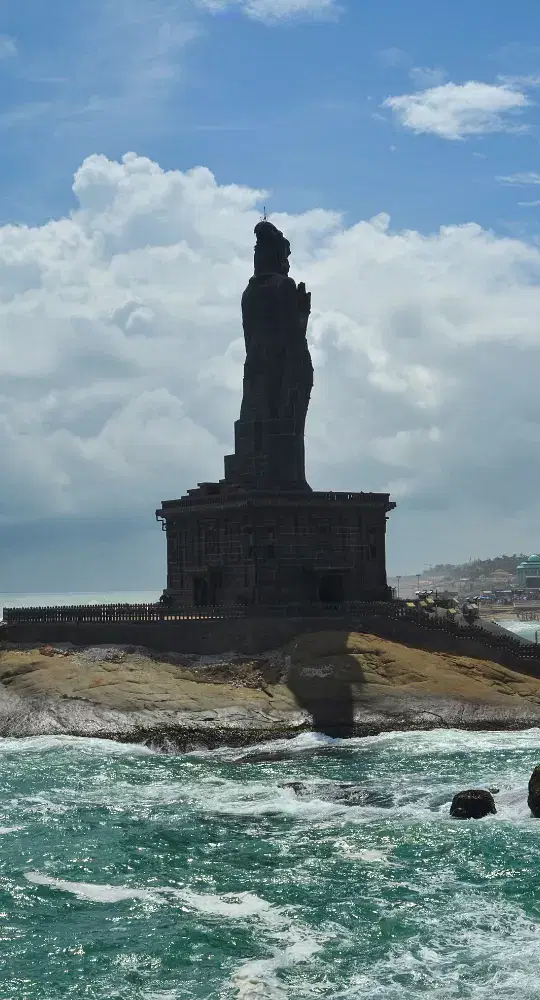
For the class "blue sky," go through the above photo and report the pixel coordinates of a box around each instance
[3,0,540,591]
[2,0,540,233]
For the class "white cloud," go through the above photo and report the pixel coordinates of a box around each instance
[385,81,529,139]
[498,172,540,185]
[0,35,17,60]
[4,153,540,572]
[198,0,339,21]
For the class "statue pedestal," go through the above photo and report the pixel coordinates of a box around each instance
[224,418,311,492]
[156,483,395,608]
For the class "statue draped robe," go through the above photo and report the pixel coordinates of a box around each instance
[224,221,314,491]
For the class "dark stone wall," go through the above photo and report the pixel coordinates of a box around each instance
[163,493,392,607]
[3,618,308,655]
[5,614,540,678]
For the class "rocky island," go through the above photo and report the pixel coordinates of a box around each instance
[2,630,540,751]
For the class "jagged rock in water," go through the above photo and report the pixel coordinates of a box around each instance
[450,789,497,819]
[282,781,393,808]
[527,765,540,817]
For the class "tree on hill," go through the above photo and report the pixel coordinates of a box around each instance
[425,554,529,582]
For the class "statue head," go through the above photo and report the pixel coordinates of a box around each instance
[253,220,291,276]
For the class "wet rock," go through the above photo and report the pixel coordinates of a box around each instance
[527,765,540,817]
[450,789,497,819]
[282,781,393,808]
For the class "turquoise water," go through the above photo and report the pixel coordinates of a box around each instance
[2,731,540,998]
[501,618,540,643]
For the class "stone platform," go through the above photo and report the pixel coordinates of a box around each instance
[156,482,395,607]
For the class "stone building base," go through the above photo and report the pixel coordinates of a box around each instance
[156,482,395,608]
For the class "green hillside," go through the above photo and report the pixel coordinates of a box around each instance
[425,554,528,582]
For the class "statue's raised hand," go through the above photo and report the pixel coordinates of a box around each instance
[297,282,311,320]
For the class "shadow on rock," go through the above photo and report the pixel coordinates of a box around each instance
[286,636,365,738]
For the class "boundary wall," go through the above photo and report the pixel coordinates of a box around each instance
[3,610,540,677]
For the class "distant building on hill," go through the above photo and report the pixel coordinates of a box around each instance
[481,570,515,587]
[516,555,540,590]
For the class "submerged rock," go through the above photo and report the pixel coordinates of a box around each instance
[282,781,393,808]
[527,766,540,817]
[450,789,497,819]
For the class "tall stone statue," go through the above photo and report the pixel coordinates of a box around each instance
[224,220,314,491]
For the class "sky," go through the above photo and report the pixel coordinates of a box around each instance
[1,0,540,591]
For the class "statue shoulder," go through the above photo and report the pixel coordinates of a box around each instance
[245,274,296,288]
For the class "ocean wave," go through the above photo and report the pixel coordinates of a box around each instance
[337,893,540,999]
[7,728,540,999]
[0,735,158,756]
[188,727,540,763]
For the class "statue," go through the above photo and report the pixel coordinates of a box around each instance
[224,220,314,491]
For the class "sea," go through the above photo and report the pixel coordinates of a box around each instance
[0,591,161,611]
[1,596,540,997]
[2,730,540,999]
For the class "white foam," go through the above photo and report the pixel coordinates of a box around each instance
[192,730,338,762]
[0,735,156,756]
[178,890,277,921]
[191,778,353,822]
[0,825,23,834]
[189,726,540,768]
[143,993,179,1000]
[24,873,281,925]
[231,924,322,1000]
[348,847,388,862]
[25,873,162,904]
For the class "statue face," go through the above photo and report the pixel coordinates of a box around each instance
[253,223,291,276]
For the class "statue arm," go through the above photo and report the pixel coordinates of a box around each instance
[297,281,311,338]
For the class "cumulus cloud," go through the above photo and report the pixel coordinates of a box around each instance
[385,81,529,139]
[198,0,338,21]
[3,152,540,577]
